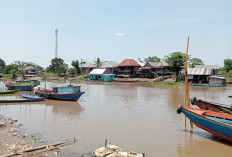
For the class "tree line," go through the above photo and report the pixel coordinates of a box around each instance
[0,52,231,80]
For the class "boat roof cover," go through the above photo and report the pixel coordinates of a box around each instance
[89,69,107,75]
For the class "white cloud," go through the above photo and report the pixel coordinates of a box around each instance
[114,32,125,37]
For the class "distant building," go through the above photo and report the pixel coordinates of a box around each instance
[22,66,37,75]
[80,62,96,74]
[141,60,171,78]
[187,68,215,84]
[208,76,226,86]
[89,68,115,82]
[100,61,118,74]
[118,59,141,77]
[195,65,220,75]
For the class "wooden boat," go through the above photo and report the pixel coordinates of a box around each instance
[115,78,139,82]
[21,93,45,100]
[191,84,225,87]
[177,105,232,143]
[34,85,85,101]
[0,90,20,94]
[5,80,40,91]
[0,95,45,103]
[191,97,232,114]
[229,96,232,98]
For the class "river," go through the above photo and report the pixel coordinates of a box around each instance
[0,81,232,156]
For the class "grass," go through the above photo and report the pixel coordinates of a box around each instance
[226,77,232,82]
[152,81,183,87]
[72,77,86,82]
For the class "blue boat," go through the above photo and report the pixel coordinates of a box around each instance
[35,85,85,101]
[177,105,232,143]
[5,80,40,91]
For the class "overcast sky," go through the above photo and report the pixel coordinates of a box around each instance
[0,0,231,68]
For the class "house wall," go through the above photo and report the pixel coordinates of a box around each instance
[209,78,226,86]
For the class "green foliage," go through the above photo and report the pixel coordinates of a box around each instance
[227,70,232,78]
[224,58,232,72]
[0,58,6,73]
[45,57,68,75]
[94,58,102,68]
[152,81,183,87]
[164,52,185,81]
[189,58,204,68]
[138,56,161,63]
[3,64,19,74]
[71,60,81,74]
[226,77,232,82]
[43,72,58,77]
[14,61,44,71]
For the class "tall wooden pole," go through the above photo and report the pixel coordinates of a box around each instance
[183,37,191,127]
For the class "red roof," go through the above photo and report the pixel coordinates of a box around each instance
[118,59,141,67]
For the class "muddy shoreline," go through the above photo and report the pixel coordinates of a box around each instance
[0,114,68,157]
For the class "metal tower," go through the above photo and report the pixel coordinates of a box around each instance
[55,29,58,58]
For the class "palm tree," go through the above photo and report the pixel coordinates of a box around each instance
[94,58,102,68]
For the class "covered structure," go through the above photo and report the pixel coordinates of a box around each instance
[141,60,171,78]
[195,65,220,75]
[187,68,215,84]
[22,66,37,75]
[100,61,118,74]
[89,69,115,82]
[208,76,226,86]
[118,59,141,77]
[80,62,96,74]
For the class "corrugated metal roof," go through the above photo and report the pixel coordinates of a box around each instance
[101,61,118,68]
[187,68,213,75]
[89,69,107,75]
[23,66,35,71]
[147,60,169,67]
[80,62,96,68]
[209,76,226,79]
[118,59,141,67]
[195,65,220,69]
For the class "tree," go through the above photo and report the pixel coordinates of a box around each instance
[224,58,232,72]
[164,52,185,82]
[71,60,81,75]
[94,58,102,68]
[45,57,68,75]
[3,64,19,75]
[138,56,161,63]
[0,58,6,73]
[14,61,44,71]
[189,58,204,68]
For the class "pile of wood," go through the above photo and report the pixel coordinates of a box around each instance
[93,144,145,157]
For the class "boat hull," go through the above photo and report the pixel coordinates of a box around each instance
[191,97,232,114]
[192,84,225,87]
[37,92,85,101]
[177,106,232,142]
[0,90,20,94]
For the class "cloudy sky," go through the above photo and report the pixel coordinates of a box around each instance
[0,0,231,68]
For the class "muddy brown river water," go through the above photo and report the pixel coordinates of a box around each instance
[0,81,232,156]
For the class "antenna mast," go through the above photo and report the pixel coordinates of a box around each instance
[55,29,58,58]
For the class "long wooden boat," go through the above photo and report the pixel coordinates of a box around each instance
[34,85,85,101]
[0,96,45,103]
[191,97,232,114]
[177,105,232,142]
[21,93,45,100]
[191,84,225,87]
[0,90,20,95]
[5,80,40,91]
[229,96,232,98]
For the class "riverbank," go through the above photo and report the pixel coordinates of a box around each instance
[0,114,69,157]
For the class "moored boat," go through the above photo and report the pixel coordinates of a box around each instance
[177,105,232,143]
[0,94,45,103]
[0,90,20,95]
[191,97,232,114]
[191,84,225,87]
[5,80,40,91]
[34,85,85,101]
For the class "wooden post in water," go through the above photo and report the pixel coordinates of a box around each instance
[183,37,191,127]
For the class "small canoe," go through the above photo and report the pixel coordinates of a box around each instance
[0,90,20,95]
[229,96,232,98]
[177,105,232,143]
[0,94,45,103]
[191,97,232,114]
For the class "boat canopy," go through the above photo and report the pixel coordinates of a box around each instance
[53,86,80,94]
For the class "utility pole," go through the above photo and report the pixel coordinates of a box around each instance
[55,29,58,58]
